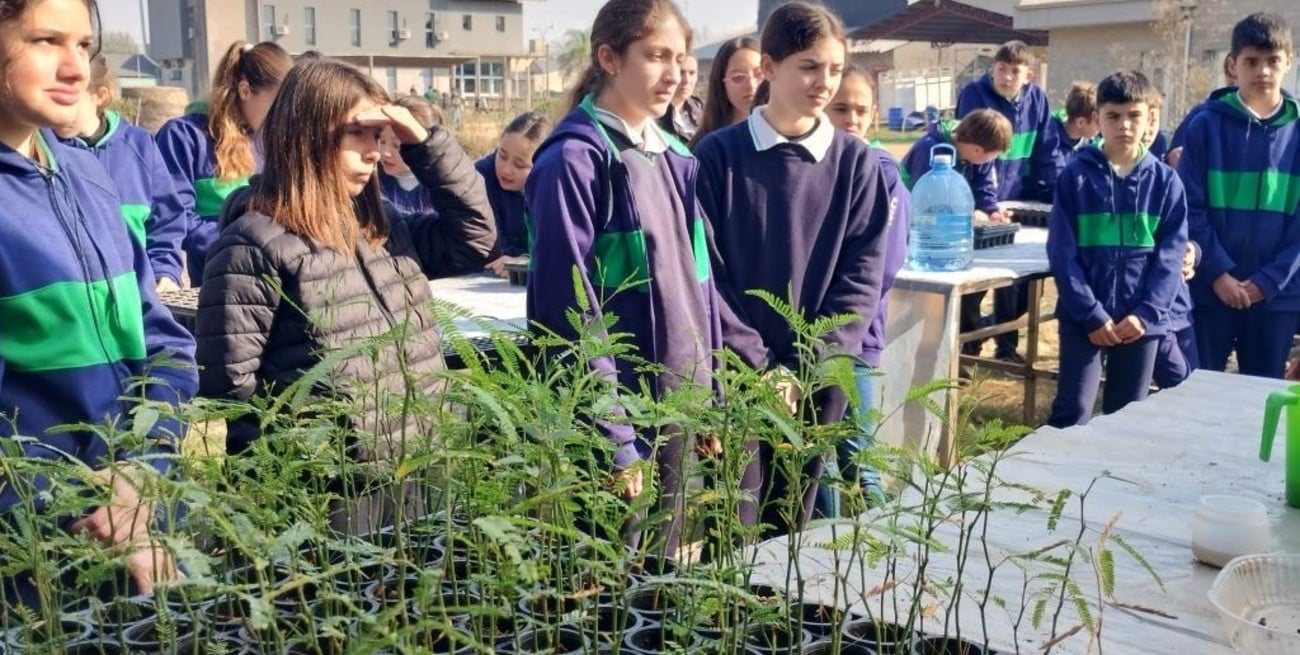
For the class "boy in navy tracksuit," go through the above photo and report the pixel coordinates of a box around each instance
[1047,71,1188,427]
[957,41,1065,361]
[1051,82,1099,163]
[1179,13,1300,379]
[902,110,1013,357]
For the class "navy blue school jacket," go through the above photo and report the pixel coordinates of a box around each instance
[0,133,198,511]
[957,74,1064,202]
[59,111,187,284]
[475,153,530,257]
[901,120,999,213]
[1177,91,1300,311]
[1047,146,1188,335]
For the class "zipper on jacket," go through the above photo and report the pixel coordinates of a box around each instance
[357,250,399,330]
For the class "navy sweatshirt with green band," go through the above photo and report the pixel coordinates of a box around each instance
[155,112,250,283]
[60,111,187,284]
[957,75,1064,202]
[525,98,722,469]
[0,134,198,512]
[1177,92,1300,310]
[1047,146,1188,335]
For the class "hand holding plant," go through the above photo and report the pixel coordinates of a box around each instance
[68,464,180,593]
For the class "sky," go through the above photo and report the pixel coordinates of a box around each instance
[97,0,760,51]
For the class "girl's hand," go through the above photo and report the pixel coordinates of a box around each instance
[612,467,644,500]
[485,257,509,277]
[352,105,429,145]
[694,433,723,458]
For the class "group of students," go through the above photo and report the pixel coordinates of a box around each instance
[7,0,1300,607]
[899,12,1300,429]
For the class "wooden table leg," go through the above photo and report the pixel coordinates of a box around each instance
[1023,279,1045,425]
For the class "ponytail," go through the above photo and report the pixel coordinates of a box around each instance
[565,65,604,114]
[207,40,291,182]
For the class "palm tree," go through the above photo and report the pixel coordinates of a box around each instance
[556,28,591,85]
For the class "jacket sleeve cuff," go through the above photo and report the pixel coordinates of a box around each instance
[1250,273,1280,300]
[1200,250,1235,282]
[1130,306,1160,331]
[1081,305,1112,333]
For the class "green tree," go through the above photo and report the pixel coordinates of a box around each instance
[100,31,142,55]
[556,28,590,85]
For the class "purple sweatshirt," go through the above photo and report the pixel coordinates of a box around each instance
[524,97,723,468]
[696,114,892,421]
[863,144,911,366]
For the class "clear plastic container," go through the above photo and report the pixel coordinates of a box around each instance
[907,144,974,272]
[1192,495,1270,568]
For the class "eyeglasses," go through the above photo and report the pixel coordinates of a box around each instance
[725,71,763,86]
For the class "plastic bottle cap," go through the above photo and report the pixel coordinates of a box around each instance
[933,154,954,167]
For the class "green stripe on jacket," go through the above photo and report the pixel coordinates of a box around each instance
[0,271,146,372]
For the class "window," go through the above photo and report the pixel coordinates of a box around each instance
[421,69,434,94]
[462,14,472,31]
[349,8,361,47]
[388,10,399,42]
[425,13,437,47]
[453,60,504,97]
[304,7,316,46]
[495,16,505,32]
[262,4,276,40]
[385,67,398,94]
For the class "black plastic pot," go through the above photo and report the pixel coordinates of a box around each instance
[843,619,915,655]
[518,590,587,623]
[622,622,701,654]
[120,615,202,654]
[624,585,675,623]
[626,553,677,582]
[203,593,255,631]
[802,640,878,655]
[5,616,95,650]
[911,636,988,655]
[376,529,447,568]
[791,601,853,639]
[88,596,158,632]
[457,608,519,649]
[743,621,813,655]
[499,625,587,654]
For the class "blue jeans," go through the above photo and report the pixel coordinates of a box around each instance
[814,364,885,517]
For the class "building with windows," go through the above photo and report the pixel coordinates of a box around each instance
[148,0,539,105]
[1015,0,1300,120]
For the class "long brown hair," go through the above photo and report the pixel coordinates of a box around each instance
[564,0,692,113]
[207,40,291,182]
[690,36,758,148]
[248,60,390,253]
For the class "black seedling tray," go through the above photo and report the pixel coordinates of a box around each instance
[442,333,534,370]
[999,200,1052,227]
[158,288,200,334]
[974,222,1020,249]
[503,259,529,287]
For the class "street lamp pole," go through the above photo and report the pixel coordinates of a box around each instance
[1178,0,1198,118]
[533,25,556,97]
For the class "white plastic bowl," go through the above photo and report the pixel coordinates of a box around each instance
[1207,554,1300,654]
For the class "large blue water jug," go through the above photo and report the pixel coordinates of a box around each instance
[907,144,974,271]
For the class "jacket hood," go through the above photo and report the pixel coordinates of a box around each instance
[0,130,60,177]
[1073,143,1160,179]
[535,95,692,164]
[1206,88,1300,126]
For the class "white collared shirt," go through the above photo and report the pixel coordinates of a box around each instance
[594,107,670,154]
[747,106,835,163]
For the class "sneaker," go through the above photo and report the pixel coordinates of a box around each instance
[996,352,1028,366]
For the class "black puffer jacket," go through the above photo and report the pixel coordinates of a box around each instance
[195,126,496,455]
